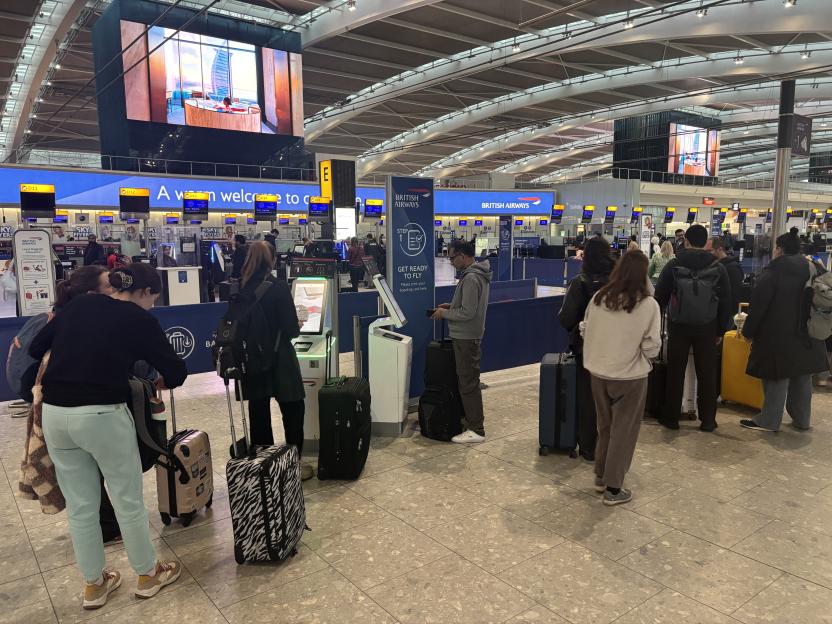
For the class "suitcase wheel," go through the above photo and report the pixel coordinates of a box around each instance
[234,544,245,565]
[539,446,550,456]
[180,512,195,528]
[160,512,171,526]
[205,494,213,509]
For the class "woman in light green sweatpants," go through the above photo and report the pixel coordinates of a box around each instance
[31,264,188,610]
[42,403,157,581]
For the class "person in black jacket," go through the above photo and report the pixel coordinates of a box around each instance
[710,237,743,312]
[558,237,616,460]
[654,224,732,432]
[740,231,828,432]
[83,234,106,266]
[230,234,248,279]
[232,242,310,479]
[29,263,188,610]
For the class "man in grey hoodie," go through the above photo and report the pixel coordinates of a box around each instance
[431,240,492,443]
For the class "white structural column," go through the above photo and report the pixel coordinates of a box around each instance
[362,48,832,177]
[306,0,831,143]
[295,0,445,48]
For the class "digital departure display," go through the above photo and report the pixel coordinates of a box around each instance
[539,219,548,226]
[663,207,676,223]
[308,196,330,222]
[737,208,748,224]
[459,220,468,226]
[53,212,68,223]
[630,206,642,224]
[254,194,278,220]
[551,204,565,223]
[278,216,290,225]
[604,206,617,224]
[474,219,483,227]
[20,183,56,219]
[364,199,383,216]
[119,187,150,215]
[224,216,236,224]
[183,191,209,220]
[166,216,180,224]
[515,219,524,226]
[581,205,595,223]
[434,220,442,226]
[686,207,698,224]
[99,214,114,224]
[766,210,773,224]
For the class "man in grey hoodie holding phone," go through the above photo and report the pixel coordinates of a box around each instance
[431,240,492,443]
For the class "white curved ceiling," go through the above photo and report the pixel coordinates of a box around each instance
[3,0,832,186]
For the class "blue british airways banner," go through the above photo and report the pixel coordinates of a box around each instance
[386,176,435,397]
[434,189,554,216]
[0,165,383,212]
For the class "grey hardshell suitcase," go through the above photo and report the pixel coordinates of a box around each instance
[538,353,578,457]
[222,375,307,565]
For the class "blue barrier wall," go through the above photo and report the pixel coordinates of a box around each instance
[339,279,538,353]
[481,295,567,372]
[0,285,562,402]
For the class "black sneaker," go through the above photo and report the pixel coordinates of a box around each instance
[740,419,777,433]
[699,422,718,432]
[603,488,632,506]
[658,418,680,430]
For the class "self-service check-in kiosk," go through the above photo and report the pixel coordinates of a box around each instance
[368,273,412,435]
[290,258,338,451]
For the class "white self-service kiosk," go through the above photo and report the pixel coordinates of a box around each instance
[368,273,412,435]
[290,265,338,451]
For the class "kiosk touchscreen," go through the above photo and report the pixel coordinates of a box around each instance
[291,268,338,449]
[368,274,413,435]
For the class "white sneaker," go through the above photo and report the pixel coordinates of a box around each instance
[451,430,485,444]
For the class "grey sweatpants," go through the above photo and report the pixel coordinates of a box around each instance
[452,338,485,436]
[591,375,648,490]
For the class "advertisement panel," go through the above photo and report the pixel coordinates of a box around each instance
[0,166,383,212]
[386,176,435,397]
[433,189,554,216]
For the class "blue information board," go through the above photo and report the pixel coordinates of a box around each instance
[386,176,435,397]
[498,215,513,282]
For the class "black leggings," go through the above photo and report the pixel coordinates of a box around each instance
[247,397,306,455]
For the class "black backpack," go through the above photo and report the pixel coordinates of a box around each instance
[669,264,721,325]
[215,280,277,379]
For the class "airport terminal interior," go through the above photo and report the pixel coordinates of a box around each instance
[3,0,832,622]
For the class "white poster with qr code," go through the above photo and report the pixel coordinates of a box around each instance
[13,229,57,317]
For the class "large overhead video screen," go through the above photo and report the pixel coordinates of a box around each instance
[668,123,720,177]
[120,21,304,137]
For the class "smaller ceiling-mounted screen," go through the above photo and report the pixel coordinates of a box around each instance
[663,207,676,223]
[581,205,595,223]
[254,194,278,220]
[20,183,56,219]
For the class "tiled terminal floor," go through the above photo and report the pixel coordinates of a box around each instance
[3,361,832,623]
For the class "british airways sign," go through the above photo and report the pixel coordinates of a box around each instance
[434,189,553,215]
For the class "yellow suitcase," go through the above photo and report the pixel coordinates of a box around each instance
[721,330,763,410]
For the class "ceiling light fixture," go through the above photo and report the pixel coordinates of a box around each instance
[623,19,634,29]
[512,39,521,52]
[733,55,744,64]
[347,0,356,11]
[801,49,811,59]
[783,0,796,6]
[54,63,61,69]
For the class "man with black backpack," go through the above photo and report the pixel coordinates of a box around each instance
[655,224,732,432]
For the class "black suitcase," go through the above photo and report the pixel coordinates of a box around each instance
[317,376,371,480]
[645,310,667,419]
[418,338,464,441]
[222,377,307,565]
[538,353,578,456]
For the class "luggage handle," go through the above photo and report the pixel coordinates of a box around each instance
[217,345,252,459]
[169,389,177,433]
[738,302,750,313]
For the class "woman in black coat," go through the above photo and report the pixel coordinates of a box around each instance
[558,237,616,460]
[232,242,310,478]
[740,230,828,433]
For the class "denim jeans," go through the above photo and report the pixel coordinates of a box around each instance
[754,375,813,431]
[42,403,157,582]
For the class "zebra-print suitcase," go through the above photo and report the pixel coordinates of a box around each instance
[221,376,306,565]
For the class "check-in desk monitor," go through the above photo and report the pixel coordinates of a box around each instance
[369,274,412,434]
[294,279,327,334]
